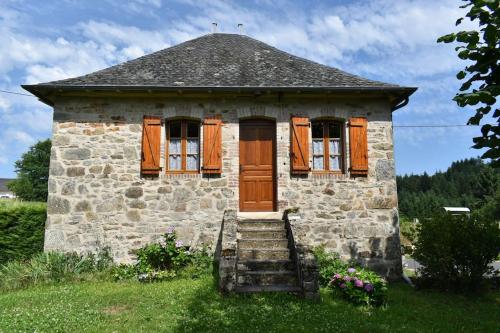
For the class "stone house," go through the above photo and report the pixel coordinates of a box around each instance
[24,33,416,295]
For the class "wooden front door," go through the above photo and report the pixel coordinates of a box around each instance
[239,120,277,212]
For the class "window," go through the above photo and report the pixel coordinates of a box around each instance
[166,120,200,172]
[312,120,344,172]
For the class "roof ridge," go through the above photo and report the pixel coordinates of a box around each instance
[23,33,416,102]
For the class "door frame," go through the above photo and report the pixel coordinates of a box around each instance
[238,118,278,212]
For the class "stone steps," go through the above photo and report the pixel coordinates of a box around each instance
[237,259,295,271]
[238,239,288,249]
[235,285,302,293]
[239,229,287,239]
[235,217,300,294]
[237,270,298,286]
[238,219,285,230]
[238,248,290,260]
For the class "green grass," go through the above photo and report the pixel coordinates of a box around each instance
[0,276,498,333]
[0,199,46,210]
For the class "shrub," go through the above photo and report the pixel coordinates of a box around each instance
[313,246,347,287]
[0,201,46,264]
[412,212,500,291]
[329,267,388,306]
[114,228,213,282]
[0,248,113,291]
[313,246,388,306]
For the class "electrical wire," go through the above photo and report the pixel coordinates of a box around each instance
[0,89,497,129]
[0,89,33,97]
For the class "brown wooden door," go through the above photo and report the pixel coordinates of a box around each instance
[239,120,276,212]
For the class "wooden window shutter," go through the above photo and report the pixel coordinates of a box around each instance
[141,116,162,175]
[202,116,222,174]
[349,117,368,176]
[290,116,310,174]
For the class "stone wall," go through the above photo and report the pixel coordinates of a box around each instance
[46,94,401,276]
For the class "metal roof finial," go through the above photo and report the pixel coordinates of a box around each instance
[212,22,218,33]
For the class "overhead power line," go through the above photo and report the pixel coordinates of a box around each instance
[0,89,496,129]
[0,89,33,97]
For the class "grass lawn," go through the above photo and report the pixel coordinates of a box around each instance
[0,276,498,333]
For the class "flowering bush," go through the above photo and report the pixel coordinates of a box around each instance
[136,228,190,274]
[112,227,213,283]
[329,266,388,306]
[313,246,388,306]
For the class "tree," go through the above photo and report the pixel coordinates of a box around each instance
[7,139,51,201]
[437,0,499,167]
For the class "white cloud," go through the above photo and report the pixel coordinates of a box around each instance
[4,129,35,145]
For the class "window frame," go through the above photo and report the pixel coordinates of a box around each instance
[165,119,200,174]
[311,119,345,174]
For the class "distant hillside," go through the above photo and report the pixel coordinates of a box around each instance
[0,179,14,193]
[397,158,499,218]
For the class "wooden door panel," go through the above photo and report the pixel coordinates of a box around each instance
[239,120,276,212]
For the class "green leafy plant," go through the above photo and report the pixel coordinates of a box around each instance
[412,212,500,291]
[313,246,347,287]
[7,139,51,201]
[0,201,46,264]
[0,248,114,291]
[329,266,388,306]
[313,246,388,306]
[136,228,191,273]
[437,1,499,166]
[119,228,213,283]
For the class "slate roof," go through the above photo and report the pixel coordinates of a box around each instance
[23,33,416,102]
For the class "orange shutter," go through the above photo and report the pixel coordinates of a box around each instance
[202,116,222,174]
[290,116,310,174]
[349,117,368,176]
[141,116,162,175]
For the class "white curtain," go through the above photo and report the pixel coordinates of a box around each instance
[329,139,339,155]
[329,156,340,171]
[169,139,181,154]
[187,155,198,170]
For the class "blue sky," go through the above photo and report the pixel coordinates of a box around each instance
[0,0,489,178]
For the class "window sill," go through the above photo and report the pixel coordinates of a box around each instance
[165,171,200,175]
[312,171,345,175]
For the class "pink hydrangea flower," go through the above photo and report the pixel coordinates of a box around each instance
[347,268,356,274]
[175,240,184,248]
[166,226,175,234]
[364,283,374,292]
[339,283,347,289]
[344,276,352,282]
[354,279,363,288]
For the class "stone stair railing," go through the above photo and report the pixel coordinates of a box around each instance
[284,211,320,300]
[218,210,237,293]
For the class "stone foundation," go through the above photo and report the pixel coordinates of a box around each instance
[46,94,402,277]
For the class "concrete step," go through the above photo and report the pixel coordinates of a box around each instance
[238,239,288,249]
[235,284,301,293]
[239,229,287,239]
[237,270,298,286]
[238,248,290,260]
[238,219,285,230]
[237,259,295,272]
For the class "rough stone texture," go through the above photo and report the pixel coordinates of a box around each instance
[45,95,402,277]
[218,210,237,293]
[286,213,320,300]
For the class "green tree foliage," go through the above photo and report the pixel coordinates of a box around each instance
[412,212,500,291]
[397,158,499,218]
[7,139,51,201]
[0,201,46,264]
[437,0,499,166]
